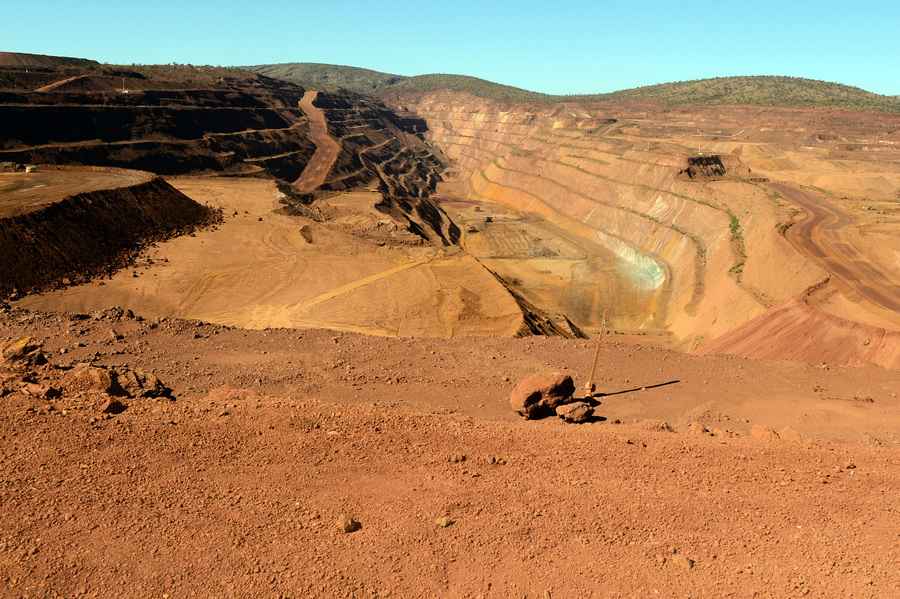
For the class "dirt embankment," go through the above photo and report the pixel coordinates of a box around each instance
[0,174,220,297]
[702,292,900,369]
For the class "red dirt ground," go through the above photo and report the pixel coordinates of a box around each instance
[1,306,898,598]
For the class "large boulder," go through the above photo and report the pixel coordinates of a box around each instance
[62,364,172,399]
[509,372,575,419]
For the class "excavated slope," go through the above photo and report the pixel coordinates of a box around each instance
[0,73,316,178]
[399,92,824,344]
[0,171,218,296]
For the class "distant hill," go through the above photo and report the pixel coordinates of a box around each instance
[250,63,900,113]
[248,63,547,103]
[0,52,99,69]
[599,76,900,113]
[248,63,404,94]
[379,74,548,103]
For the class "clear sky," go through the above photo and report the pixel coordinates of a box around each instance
[4,0,899,95]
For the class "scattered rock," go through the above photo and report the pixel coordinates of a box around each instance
[1,337,46,367]
[778,427,804,442]
[448,454,467,463]
[711,427,740,438]
[638,419,674,432]
[671,555,695,570]
[435,516,454,528]
[21,382,61,400]
[686,421,710,435]
[109,329,124,342]
[336,514,361,534]
[116,368,172,399]
[556,402,594,424]
[750,424,780,441]
[92,307,124,321]
[100,398,126,415]
[63,364,117,395]
[509,372,575,419]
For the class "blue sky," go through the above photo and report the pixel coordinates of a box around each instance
[4,0,899,95]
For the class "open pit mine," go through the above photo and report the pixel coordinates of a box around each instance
[1,53,899,597]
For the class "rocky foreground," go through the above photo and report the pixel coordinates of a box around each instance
[1,303,899,597]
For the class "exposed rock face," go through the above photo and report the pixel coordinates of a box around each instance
[63,363,172,399]
[680,155,727,179]
[116,368,171,398]
[1,336,46,367]
[509,373,575,419]
[679,154,753,180]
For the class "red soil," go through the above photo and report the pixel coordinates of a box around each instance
[1,307,898,597]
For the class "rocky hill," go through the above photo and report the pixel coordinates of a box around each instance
[600,76,900,112]
[249,63,405,94]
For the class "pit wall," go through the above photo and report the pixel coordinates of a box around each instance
[401,92,813,343]
[0,105,291,148]
[0,172,219,296]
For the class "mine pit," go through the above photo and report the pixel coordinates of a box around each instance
[2,50,900,597]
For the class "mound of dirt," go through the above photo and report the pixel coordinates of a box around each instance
[0,173,220,296]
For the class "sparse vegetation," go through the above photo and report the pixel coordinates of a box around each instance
[249,64,900,113]
[598,76,900,113]
[729,214,742,241]
[379,74,549,103]
[247,63,405,94]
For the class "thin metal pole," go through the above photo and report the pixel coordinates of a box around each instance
[585,310,608,396]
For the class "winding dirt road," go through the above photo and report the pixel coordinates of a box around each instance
[773,182,900,313]
[293,91,340,193]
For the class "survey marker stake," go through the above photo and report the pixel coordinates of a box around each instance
[584,311,608,397]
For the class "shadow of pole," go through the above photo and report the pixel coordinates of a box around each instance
[590,379,681,400]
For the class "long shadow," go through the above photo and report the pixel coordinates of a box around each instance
[589,379,681,400]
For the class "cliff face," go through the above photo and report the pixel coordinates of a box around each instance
[398,92,821,342]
